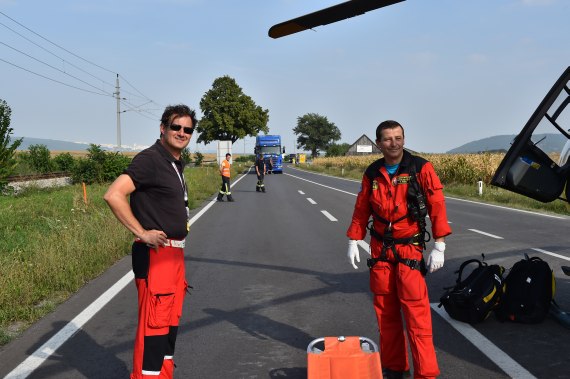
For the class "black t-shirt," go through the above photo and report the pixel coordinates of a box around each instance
[255,157,265,172]
[124,140,188,239]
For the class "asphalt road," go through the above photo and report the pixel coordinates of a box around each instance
[1,164,569,379]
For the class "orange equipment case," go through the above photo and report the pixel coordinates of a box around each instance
[307,336,382,379]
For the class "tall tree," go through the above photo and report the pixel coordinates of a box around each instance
[326,142,351,157]
[198,76,269,144]
[294,113,341,158]
[0,99,23,189]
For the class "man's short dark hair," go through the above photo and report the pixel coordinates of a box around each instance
[160,104,198,128]
[376,120,404,140]
[226,153,231,158]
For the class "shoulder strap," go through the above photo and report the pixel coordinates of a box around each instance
[365,158,385,187]
[457,259,484,283]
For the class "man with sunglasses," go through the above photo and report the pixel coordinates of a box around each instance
[104,104,197,379]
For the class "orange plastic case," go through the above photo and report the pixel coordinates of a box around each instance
[307,336,382,379]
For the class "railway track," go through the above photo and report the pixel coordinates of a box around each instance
[7,172,71,183]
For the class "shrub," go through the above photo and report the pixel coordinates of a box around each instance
[101,152,131,182]
[52,153,75,172]
[70,145,130,184]
[25,144,54,173]
[194,152,204,166]
[0,99,23,189]
[181,148,192,163]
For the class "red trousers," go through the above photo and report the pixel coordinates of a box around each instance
[130,242,187,379]
[370,255,439,378]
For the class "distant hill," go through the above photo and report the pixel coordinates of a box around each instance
[13,137,145,152]
[447,133,567,154]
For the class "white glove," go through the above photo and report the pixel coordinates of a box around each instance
[427,241,445,273]
[347,240,360,269]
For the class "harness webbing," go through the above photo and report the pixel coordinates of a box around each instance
[365,152,431,275]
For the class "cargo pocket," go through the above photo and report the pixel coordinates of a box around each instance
[370,263,393,295]
[397,265,425,301]
[148,289,176,328]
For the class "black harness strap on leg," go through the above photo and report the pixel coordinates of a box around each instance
[366,221,427,276]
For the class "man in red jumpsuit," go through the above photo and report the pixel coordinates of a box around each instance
[104,104,196,378]
[346,120,451,379]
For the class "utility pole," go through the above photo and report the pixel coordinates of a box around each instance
[114,74,122,149]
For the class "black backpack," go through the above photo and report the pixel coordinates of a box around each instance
[495,254,555,324]
[439,257,505,324]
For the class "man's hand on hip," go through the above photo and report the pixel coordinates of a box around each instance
[140,230,168,249]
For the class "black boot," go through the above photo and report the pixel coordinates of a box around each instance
[217,194,224,201]
[227,195,234,202]
[382,369,404,379]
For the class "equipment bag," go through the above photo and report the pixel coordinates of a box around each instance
[495,254,555,323]
[438,256,505,324]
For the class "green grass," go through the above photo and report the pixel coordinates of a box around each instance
[0,163,239,345]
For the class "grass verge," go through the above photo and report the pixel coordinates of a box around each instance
[0,163,241,346]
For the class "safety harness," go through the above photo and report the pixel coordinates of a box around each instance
[366,152,431,275]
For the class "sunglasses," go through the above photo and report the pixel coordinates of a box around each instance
[169,124,194,134]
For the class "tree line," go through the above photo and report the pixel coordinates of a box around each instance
[1,75,349,188]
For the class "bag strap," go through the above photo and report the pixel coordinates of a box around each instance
[456,259,485,283]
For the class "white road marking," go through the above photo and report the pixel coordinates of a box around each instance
[432,305,536,379]
[5,273,134,379]
[321,210,338,222]
[468,229,504,239]
[447,196,567,220]
[5,171,251,378]
[298,190,305,195]
[307,198,317,205]
[531,248,570,262]
[286,173,357,196]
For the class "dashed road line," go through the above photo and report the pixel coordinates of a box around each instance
[321,210,338,222]
[307,198,317,205]
[468,229,503,239]
[531,247,570,262]
[298,190,305,195]
[287,173,357,196]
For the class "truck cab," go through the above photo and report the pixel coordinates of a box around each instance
[492,66,570,203]
[255,135,283,173]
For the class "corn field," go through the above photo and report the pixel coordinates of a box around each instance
[311,153,506,185]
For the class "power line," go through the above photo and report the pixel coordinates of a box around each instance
[0,57,114,97]
[0,20,115,89]
[0,11,164,132]
[0,40,112,96]
[0,10,116,75]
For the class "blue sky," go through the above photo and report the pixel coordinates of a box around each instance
[1,0,569,153]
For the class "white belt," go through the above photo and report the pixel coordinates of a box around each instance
[135,238,185,248]
[164,239,185,248]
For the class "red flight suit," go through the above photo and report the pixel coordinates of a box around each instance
[131,241,188,379]
[347,151,451,379]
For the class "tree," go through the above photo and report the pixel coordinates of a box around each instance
[294,113,341,158]
[326,142,351,157]
[198,76,269,144]
[0,99,22,189]
[26,144,53,173]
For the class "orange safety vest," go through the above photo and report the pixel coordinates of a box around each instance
[221,160,231,178]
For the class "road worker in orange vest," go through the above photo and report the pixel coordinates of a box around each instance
[217,153,234,202]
